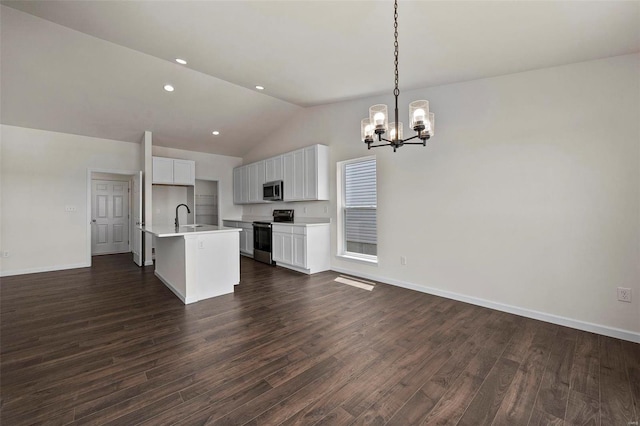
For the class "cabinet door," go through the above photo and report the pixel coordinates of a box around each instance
[292,234,306,268]
[233,168,242,204]
[240,227,255,254]
[282,233,293,264]
[245,226,254,255]
[272,232,285,262]
[239,228,247,253]
[266,155,284,182]
[249,161,265,203]
[240,166,250,204]
[292,150,305,200]
[303,146,317,200]
[173,159,195,185]
[152,157,174,184]
[283,153,294,201]
[283,150,304,201]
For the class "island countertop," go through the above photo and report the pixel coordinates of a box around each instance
[141,225,241,238]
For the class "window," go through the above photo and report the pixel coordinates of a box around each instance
[338,156,377,262]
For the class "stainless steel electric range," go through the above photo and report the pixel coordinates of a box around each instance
[252,209,294,265]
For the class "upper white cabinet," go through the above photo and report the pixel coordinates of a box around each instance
[152,157,174,184]
[152,156,195,186]
[249,161,266,203]
[283,150,304,201]
[303,145,328,200]
[233,144,328,205]
[173,159,195,185]
[265,156,283,182]
[233,165,253,204]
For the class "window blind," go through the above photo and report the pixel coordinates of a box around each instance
[344,159,377,245]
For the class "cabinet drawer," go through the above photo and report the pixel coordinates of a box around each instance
[272,225,306,235]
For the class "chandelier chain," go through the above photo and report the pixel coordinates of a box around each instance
[393,0,399,98]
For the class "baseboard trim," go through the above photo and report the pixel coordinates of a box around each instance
[331,266,640,344]
[154,271,189,304]
[144,260,154,266]
[0,262,90,277]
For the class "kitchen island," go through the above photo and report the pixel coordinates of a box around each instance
[142,225,240,304]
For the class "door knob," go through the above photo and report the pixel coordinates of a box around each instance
[91,219,96,223]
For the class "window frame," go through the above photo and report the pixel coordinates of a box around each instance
[336,155,378,264]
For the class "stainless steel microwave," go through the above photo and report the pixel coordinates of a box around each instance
[263,180,283,201]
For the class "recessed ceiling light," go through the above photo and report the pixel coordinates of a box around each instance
[175,58,187,65]
[255,85,265,90]
[212,131,220,136]
[163,84,174,92]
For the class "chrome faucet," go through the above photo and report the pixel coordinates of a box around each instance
[175,204,191,228]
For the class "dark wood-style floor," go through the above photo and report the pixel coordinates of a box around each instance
[1,254,638,425]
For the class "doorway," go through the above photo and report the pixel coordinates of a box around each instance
[195,179,220,225]
[91,178,130,255]
[87,169,143,267]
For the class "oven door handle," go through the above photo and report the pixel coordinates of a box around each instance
[253,223,272,229]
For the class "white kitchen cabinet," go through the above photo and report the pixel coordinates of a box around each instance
[292,234,306,268]
[233,166,251,204]
[240,167,249,204]
[173,159,195,185]
[233,168,242,204]
[249,161,266,203]
[303,145,329,200]
[152,156,195,186]
[272,223,329,274]
[152,157,174,184]
[265,155,283,182]
[222,220,253,256]
[233,144,328,204]
[242,223,254,256]
[272,231,292,265]
[283,149,305,201]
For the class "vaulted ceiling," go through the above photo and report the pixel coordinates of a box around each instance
[1,1,638,157]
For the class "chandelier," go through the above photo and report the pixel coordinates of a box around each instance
[361,0,435,152]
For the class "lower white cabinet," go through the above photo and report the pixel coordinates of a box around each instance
[272,223,329,274]
[223,220,253,256]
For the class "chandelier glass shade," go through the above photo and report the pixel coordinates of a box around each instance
[361,0,435,152]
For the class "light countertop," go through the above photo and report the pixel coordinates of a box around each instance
[141,225,241,238]
[223,217,330,226]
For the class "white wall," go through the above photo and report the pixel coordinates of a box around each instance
[151,146,243,223]
[243,54,640,339]
[0,125,141,275]
[152,185,189,226]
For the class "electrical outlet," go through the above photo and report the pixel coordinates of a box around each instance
[65,205,77,212]
[198,241,205,249]
[2,251,9,258]
[324,206,328,213]
[617,287,632,302]
[400,256,407,266]
[303,207,307,213]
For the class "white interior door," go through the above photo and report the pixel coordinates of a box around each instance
[92,179,130,255]
[132,172,143,266]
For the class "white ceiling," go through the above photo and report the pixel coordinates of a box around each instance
[1,1,639,157]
